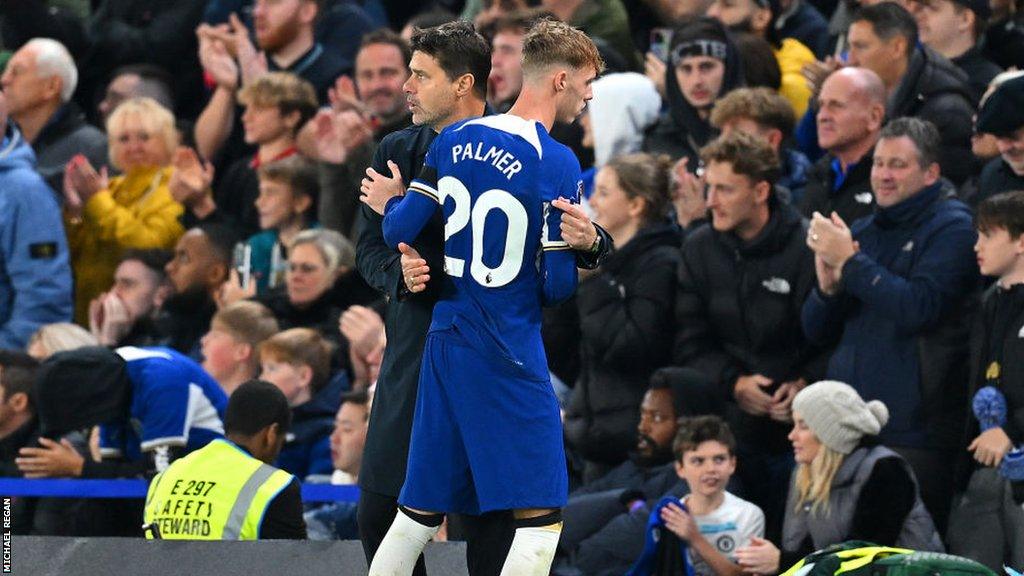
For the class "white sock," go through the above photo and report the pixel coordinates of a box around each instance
[498,522,563,576]
[367,509,441,576]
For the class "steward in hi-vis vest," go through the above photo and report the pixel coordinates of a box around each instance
[143,380,306,540]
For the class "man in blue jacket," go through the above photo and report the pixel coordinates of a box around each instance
[802,117,979,535]
[0,89,72,349]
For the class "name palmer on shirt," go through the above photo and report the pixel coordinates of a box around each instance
[451,141,523,180]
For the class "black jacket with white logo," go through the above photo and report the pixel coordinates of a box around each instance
[673,202,831,453]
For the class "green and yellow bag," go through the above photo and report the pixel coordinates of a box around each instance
[780,541,997,576]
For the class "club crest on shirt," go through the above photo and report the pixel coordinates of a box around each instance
[716,535,736,553]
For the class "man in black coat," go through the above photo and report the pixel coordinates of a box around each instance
[673,131,829,539]
[800,67,886,224]
[909,0,1002,105]
[973,74,1024,205]
[847,2,976,185]
[355,22,611,576]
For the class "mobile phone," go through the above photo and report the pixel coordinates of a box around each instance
[233,243,252,290]
[650,28,674,63]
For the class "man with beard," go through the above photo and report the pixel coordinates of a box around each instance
[193,0,348,167]
[158,225,239,357]
[557,368,734,574]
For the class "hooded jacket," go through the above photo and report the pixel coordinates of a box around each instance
[673,202,829,454]
[889,46,976,185]
[589,72,662,168]
[643,20,745,165]
[802,182,978,449]
[565,222,681,465]
[0,124,73,348]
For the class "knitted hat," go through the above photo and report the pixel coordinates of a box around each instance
[792,381,889,454]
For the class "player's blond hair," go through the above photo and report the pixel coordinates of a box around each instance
[521,19,605,78]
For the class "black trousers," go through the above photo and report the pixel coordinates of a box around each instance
[357,488,516,576]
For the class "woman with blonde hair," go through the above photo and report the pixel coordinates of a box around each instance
[27,322,98,360]
[734,381,943,574]
[63,96,184,325]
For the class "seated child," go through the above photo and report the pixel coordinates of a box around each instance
[628,415,764,576]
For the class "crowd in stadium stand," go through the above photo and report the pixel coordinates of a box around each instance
[1,0,1024,573]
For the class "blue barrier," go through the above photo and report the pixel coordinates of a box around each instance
[0,478,360,503]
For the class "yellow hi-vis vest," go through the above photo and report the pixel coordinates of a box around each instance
[143,438,295,540]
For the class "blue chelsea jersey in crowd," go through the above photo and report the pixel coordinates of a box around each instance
[99,346,228,462]
[382,114,581,378]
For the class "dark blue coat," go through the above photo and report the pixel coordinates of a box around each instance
[275,372,348,480]
[802,182,979,449]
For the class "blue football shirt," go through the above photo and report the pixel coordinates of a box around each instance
[382,114,580,377]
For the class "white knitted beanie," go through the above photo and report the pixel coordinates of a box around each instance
[792,380,890,454]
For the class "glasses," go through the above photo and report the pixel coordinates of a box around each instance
[288,262,323,274]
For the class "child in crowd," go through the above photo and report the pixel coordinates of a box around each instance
[629,416,764,575]
[258,328,341,480]
[948,190,1024,570]
[200,300,280,396]
[244,156,320,295]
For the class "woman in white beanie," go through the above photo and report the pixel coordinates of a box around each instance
[733,380,944,574]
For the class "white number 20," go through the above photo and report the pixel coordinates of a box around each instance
[438,175,527,288]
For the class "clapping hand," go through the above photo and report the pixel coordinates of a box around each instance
[169,146,215,205]
[65,154,108,205]
[309,108,375,164]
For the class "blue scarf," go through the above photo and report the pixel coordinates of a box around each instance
[625,496,697,576]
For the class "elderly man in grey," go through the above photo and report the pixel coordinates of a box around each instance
[1,38,107,193]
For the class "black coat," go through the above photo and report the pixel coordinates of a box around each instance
[565,223,680,466]
[673,203,829,453]
[642,24,745,165]
[956,284,1024,490]
[800,149,876,224]
[975,157,1024,207]
[952,45,1003,106]
[889,46,977,185]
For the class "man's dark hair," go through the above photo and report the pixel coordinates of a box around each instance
[852,1,918,57]
[120,249,172,279]
[0,351,39,412]
[341,388,369,407]
[879,116,941,168]
[108,64,176,111]
[977,190,1024,237]
[340,389,370,421]
[361,28,412,67]
[672,415,737,460]
[405,7,458,31]
[411,20,491,100]
[225,380,292,437]
[194,223,242,268]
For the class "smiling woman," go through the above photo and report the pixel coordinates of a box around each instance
[63,97,185,325]
[732,381,944,575]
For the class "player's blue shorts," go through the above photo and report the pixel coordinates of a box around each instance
[399,323,568,515]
